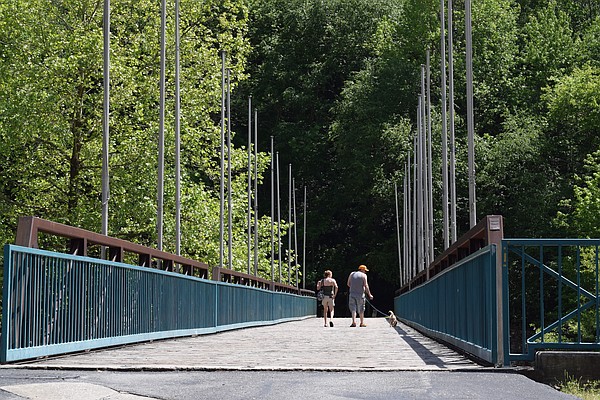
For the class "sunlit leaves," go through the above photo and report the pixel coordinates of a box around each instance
[0,0,264,276]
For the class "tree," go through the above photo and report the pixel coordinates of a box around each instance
[556,151,600,237]
[326,10,425,282]
[578,16,600,67]
[545,65,600,237]
[470,0,520,134]
[0,0,107,240]
[476,113,553,237]
[241,0,404,283]
[0,0,280,279]
[516,0,576,111]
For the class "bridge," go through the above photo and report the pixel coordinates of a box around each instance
[10,318,480,371]
[0,318,577,400]
[1,215,600,385]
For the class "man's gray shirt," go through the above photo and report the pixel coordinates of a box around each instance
[348,271,367,298]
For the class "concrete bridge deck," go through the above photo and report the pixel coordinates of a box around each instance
[13,318,483,371]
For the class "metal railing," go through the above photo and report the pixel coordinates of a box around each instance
[15,216,209,277]
[502,239,600,362]
[14,216,312,296]
[1,245,315,362]
[211,266,314,296]
[395,215,506,365]
[395,245,498,364]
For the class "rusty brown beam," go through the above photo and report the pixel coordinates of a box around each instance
[398,215,504,294]
[15,216,209,278]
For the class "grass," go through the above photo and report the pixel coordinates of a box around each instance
[559,379,600,399]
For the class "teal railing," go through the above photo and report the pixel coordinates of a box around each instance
[1,244,315,362]
[395,245,498,364]
[502,239,600,362]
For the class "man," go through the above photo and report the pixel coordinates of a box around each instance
[347,264,373,327]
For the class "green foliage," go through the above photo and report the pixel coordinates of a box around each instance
[470,0,520,134]
[555,151,600,237]
[517,0,576,110]
[317,0,424,282]
[240,0,600,289]
[477,112,556,236]
[544,65,600,150]
[244,0,402,178]
[560,378,600,400]
[543,65,600,237]
[579,16,600,67]
[0,0,286,283]
[242,0,406,286]
[477,3,600,239]
[557,0,600,31]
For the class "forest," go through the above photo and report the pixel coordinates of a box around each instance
[1,0,599,303]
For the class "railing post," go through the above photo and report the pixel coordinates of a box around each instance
[502,241,511,366]
[214,281,219,329]
[211,266,221,282]
[1,245,11,362]
[485,215,506,366]
[15,216,37,247]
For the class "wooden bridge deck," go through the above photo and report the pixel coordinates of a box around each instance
[15,318,485,371]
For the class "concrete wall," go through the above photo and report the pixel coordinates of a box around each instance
[535,351,600,383]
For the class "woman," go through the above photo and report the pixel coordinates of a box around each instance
[317,270,338,327]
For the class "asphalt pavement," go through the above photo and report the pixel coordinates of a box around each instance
[0,369,580,399]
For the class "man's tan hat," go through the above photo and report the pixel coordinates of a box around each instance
[358,264,369,272]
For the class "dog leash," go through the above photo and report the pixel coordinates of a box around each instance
[365,298,389,317]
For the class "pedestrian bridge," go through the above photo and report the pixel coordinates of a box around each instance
[10,318,481,371]
[2,215,600,371]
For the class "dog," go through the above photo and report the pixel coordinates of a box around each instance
[386,311,398,327]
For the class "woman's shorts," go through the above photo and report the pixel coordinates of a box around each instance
[321,296,335,308]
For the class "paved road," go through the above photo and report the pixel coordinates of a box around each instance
[0,318,579,399]
[0,369,579,400]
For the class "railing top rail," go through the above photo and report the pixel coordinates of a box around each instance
[15,216,209,271]
[212,266,314,296]
[14,216,313,294]
[212,266,271,287]
[430,215,503,266]
[398,215,504,295]
[503,238,600,246]
[273,282,314,296]
[5,244,204,282]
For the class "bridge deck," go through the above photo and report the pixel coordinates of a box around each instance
[16,318,485,371]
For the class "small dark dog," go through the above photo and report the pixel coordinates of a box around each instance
[386,311,398,327]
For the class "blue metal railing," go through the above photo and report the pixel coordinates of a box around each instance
[395,245,498,364]
[502,239,600,362]
[1,244,315,362]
